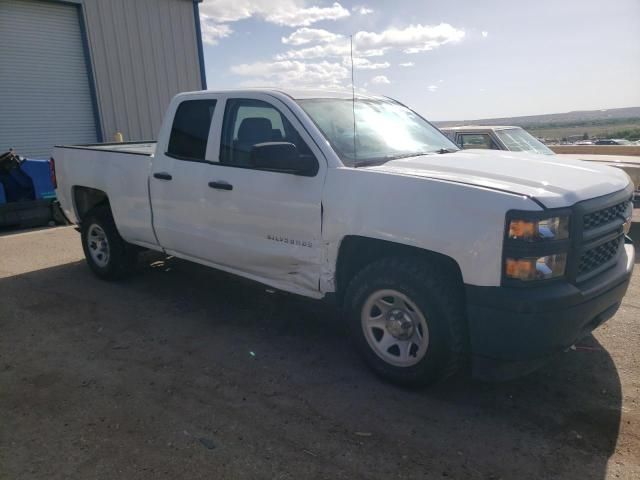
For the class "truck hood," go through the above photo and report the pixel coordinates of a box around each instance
[365,149,632,209]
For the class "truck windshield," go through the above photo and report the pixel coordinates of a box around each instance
[495,128,554,155]
[296,98,459,166]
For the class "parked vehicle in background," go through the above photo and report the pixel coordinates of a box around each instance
[441,126,640,199]
[595,139,633,146]
[441,126,554,155]
[53,89,635,386]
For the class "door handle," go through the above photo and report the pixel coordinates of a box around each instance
[153,172,172,181]
[208,181,233,191]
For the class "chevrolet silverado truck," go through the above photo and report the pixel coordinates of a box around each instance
[53,89,635,385]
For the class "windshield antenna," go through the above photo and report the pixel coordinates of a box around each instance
[350,35,357,161]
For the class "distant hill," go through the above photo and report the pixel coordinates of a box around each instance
[434,106,640,128]
[434,107,640,141]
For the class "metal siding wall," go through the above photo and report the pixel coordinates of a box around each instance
[0,0,98,158]
[81,0,203,142]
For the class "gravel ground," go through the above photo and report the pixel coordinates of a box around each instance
[0,225,639,480]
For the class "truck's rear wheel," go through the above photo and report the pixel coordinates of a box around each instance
[344,256,466,387]
[81,205,137,280]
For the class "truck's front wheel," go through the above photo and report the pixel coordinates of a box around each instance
[344,257,466,387]
[81,205,137,280]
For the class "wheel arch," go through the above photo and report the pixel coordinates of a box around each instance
[334,235,464,305]
[72,186,110,223]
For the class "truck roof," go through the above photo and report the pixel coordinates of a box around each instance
[439,125,518,131]
[177,88,384,101]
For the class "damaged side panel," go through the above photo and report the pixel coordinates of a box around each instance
[318,201,337,293]
[320,239,338,294]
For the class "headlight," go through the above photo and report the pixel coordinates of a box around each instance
[503,211,571,284]
[505,254,567,281]
[508,216,570,241]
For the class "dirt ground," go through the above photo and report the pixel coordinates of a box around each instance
[1,225,639,480]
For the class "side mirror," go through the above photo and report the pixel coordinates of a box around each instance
[250,142,316,175]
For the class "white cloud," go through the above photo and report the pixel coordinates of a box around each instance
[277,42,386,60]
[267,2,349,26]
[225,17,465,90]
[371,75,390,85]
[355,23,465,54]
[353,5,373,15]
[274,22,464,73]
[200,0,280,23]
[282,28,341,45]
[200,16,232,45]
[346,57,390,70]
[276,37,386,61]
[230,60,349,87]
[404,41,442,54]
[277,42,350,60]
[481,31,489,38]
[200,0,349,27]
[427,84,438,92]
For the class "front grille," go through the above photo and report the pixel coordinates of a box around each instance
[566,191,631,283]
[578,237,621,275]
[583,202,627,231]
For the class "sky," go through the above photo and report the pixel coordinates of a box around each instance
[199,0,640,121]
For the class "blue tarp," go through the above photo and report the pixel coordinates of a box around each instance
[20,159,56,200]
[1,166,34,203]
[0,158,55,205]
[0,157,56,227]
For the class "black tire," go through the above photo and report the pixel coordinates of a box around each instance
[81,205,137,280]
[344,256,467,387]
[51,201,70,225]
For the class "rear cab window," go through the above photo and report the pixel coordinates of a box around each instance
[167,99,217,161]
[458,133,499,150]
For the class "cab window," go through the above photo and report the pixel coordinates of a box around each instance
[220,99,313,168]
[167,99,217,161]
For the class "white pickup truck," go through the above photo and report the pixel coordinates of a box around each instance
[53,89,635,385]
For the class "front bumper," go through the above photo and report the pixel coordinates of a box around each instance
[466,242,635,381]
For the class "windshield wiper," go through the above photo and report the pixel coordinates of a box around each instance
[435,148,457,154]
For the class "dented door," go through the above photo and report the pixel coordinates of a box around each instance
[200,94,327,296]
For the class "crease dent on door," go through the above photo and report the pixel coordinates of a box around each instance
[244,232,323,293]
[146,175,162,248]
[320,240,336,294]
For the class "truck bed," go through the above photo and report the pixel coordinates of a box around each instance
[55,141,156,156]
[53,141,157,248]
